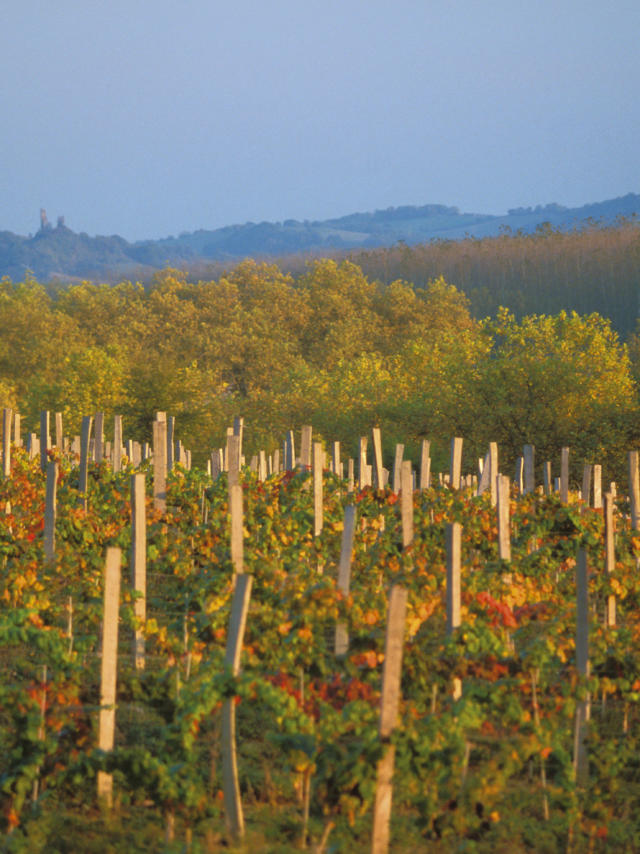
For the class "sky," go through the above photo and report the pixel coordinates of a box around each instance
[1,0,639,242]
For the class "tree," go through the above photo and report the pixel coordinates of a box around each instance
[471,308,639,480]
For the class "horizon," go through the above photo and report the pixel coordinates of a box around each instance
[10,189,640,244]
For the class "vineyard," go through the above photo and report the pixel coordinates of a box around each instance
[2,412,640,853]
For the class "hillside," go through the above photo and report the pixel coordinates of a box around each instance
[1,193,638,282]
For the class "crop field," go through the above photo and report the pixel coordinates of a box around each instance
[1,414,640,852]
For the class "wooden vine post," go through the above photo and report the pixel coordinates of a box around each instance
[222,573,253,841]
[523,444,535,494]
[419,439,431,490]
[450,437,463,490]
[593,465,602,509]
[113,415,123,474]
[604,492,616,627]
[43,461,58,563]
[371,584,408,854]
[54,412,63,450]
[560,446,570,504]
[94,411,105,463]
[359,436,368,489]
[392,444,404,494]
[332,441,341,477]
[286,429,295,471]
[582,464,592,506]
[372,427,384,489]
[152,418,167,512]
[131,473,146,670]
[574,548,590,786]
[400,460,413,549]
[497,474,511,561]
[39,410,50,473]
[447,522,462,700]
[628,450,640,531]
[313,441,323,538]
[97,547,122,807]
[166,415,175,473]
[78,416,93,510]
[227,434,241,487]
[489,442,498,506]
[300,425,312,469]
[258,449,267,481]
[230,482,243,580]
[335,504,356,656]
[2,407,11,478]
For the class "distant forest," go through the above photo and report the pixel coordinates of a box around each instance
[344,220,640,338]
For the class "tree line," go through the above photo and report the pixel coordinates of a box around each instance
[344,219,640,338]
[0,257,637,480]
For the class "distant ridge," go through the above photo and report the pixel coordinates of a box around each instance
[1,193,638,282]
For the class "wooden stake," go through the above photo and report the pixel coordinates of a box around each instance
[593,465,602,509]
[227,435,241,486]
[372,585,408,854]
[13,412,21,448]
[331,441,341,477]
[604,493,616,627]
[392,444,404,494]
[446,522,461,635]
[152,419,167,512]
[97,547,122,807]
[39,410,50,473]
[419,439,431,490]
[222,573,253,841]
[113,415,123,474]
[400,460,413,549]
[489,442,498,506]
[78,416,92,509]
[94,412,104,463]
[166,416,175,473]
[286,430,295,471]
[233,416,244,457]
[313,441,323,537]
[44,461,58,563]
[300,425,312,469]
[560,447,570,504]
[582,464,592,507]
[54,412,63,450]
[497,474,511,561]
[131,474,146,670]
[258,450,267,481]
[574,548,590,786]
[372,427,384,489]
[2,408,11,478]
[477,450,490,496]
[211,449,223,479]
[450,437,463,490]
[230,483,243,577]
[523,444,535,494]
[359,437,368,489]
[628,450,640,530]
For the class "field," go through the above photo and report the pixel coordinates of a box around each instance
[2,422,640,853]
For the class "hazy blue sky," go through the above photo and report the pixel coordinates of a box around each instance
[2,1,638,241]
